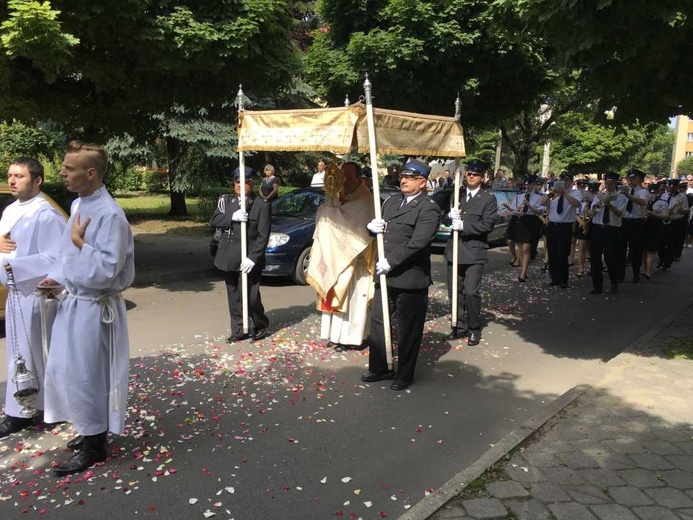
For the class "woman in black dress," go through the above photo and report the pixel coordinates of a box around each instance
[259,164,280,202]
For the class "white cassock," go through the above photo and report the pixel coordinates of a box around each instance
[0,194,65,417]
[44,187,135,436]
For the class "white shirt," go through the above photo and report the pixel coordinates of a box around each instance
[547,188,583,223]
[518,191,544,216]
[466,187,481,201]
[623,187,650,219]
[591,191,628,227]
[663,192,689,221]
[311,171,325,187]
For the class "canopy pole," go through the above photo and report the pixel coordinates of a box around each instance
[236,85,250,335]
[363,74,393,370]
[451,94,462,329]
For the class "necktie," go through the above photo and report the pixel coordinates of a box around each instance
[523,193,529,213]
[557,195,564,215]
[603,201,611,225]
[466,190,472,203]
[626,189,634,213]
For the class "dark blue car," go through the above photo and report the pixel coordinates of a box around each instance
[263,187,326,284]
[211,186,401,285]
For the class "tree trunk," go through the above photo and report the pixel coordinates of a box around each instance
[166,137,188,216]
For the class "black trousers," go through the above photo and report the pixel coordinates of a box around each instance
[672,218,687,260]
[446,262,484,331]
[368,285,428,383]
[589,224,622,291]
[224,268,269,336]
[658,222,675,268]
[546,222,573,285]
[620,218,646,281]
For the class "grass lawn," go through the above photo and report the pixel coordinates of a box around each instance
[115,187,298,235]
[664,337,693,361]
[115,192,205,219]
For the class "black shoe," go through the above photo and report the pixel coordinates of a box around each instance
[633,276,640,283]
[548,281,559,287]
[66,435,84,451]
[251,328,269,342]
[611,283,619,294]
[560,282,568,289]
[590,289,603,295]
[390,380,410,391]
[226,334,249,343]
[333,343,348,352]
[446,328,468,340]
[53,432,108,477]
[644,274,651,280]
[518,276,526,283]
[0,416,34,439]
[361,371,396,383]
[467,330,481,346]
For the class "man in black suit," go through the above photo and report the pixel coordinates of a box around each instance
[210,167,271,342]
[444,159,498,346]
[362,159,440,391]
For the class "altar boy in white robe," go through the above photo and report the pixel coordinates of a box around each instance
[0,157,65,438]
[40,141,135,476]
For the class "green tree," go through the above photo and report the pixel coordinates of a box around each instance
[0,119,62,169]
[513,0,693,121]
[676,156,693,178]
[548,110,673,175]
[0,0,299,215]
[306,0,595,176]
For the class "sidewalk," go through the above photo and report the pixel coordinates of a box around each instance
[405,303,693,520]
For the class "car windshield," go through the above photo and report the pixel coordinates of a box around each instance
[271,190,325,219]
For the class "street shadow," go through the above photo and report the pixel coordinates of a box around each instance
[429,247,693,363]
[1,338,690,520]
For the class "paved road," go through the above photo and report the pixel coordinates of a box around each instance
[0,247,689,519]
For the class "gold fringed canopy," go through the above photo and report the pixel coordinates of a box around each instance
[237,103,466,157]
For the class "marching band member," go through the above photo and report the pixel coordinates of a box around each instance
[574,179,591,277]
[658,178,688,271]
[502,188,525,267]
[588,172,628,294]
[515,176,545,283]
[644,183,669,279]
[673,180,690,261]
[541,170,582,288]
[619,168,649,283]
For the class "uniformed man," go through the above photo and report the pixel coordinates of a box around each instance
[588,172,628,294]
[619,168,649,283]
[444,159,498,345]
[362,159,439,391]
[210,167,271,342]
[541,170,582,288]
[658,178,688,270]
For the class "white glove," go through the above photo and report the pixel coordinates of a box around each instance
[448,208,461,220]
[375,259,391,276]
[240,257,255,274]
[232,210,248,222]
[451,219,464,232]
[367,218,386,234]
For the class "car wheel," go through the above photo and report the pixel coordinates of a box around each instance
[292,246,311,285]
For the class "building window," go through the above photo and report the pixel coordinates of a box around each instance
[688,133,693,141]
[686,151,693,157]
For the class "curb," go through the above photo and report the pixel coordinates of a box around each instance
[398,384,589,520]
[400,290,693,520]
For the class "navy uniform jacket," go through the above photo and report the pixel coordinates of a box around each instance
[443,188,498,264]
[210,193,271,272]
[380,191,440,290]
